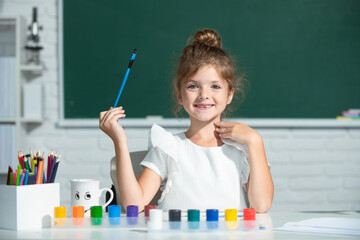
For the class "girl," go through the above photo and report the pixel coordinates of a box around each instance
[100,29,273,213]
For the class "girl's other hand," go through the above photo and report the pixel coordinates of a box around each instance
[214,121,262,146]
[99,107,126,142]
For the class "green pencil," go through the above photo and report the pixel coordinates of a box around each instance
[24,157,30,171]
[16,165,21,186]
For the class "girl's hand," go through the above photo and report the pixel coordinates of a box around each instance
[99,107,126,142]
[215,121,274,213]
[214,121,262,146]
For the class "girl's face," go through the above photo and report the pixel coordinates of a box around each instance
[177,65,234,123]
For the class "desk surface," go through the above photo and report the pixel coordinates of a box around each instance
[0,211,359,240]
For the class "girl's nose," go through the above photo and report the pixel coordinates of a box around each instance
[199,88,209,99]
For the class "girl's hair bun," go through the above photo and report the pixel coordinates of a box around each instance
[189,28,222,49]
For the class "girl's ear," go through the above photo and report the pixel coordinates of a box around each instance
[227,88,235,105]
[176,90,183,105]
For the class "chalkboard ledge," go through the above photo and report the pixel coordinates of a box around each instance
[57,118,360,128]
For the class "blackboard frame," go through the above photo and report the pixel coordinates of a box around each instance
[58,0,360,128]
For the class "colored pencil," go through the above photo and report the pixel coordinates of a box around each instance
[28,172,36,185]
[20,171,25,185]
[24,170,29,185]
[47,154,57,183]
[24,157,30,171]
[16,165,21,186]
[6,166,12,185]
[9,150,62,185]
[18,152,22,168]
[13,170,17,186]
[47,151,53,182]
[36,159,44,184]
[49,156,60,183]
[9,172,13,185]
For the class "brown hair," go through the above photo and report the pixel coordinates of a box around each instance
[172,28,246,118]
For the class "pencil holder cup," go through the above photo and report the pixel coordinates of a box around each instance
[70,179,113,216]
[0,183,60,230]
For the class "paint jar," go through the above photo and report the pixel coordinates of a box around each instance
[108,205,120,225]
[126,205,138,225]
[145,205,156,217]
[225,209,238,230]
[144,205,156,223]
[54,206,66,226]
[168,209,181,230]
[148,209,163,231]
[206,209,219,230]
[187,209,200,230]
[90,206,102,225]
[72,206,84,226]
[243,208,256,229]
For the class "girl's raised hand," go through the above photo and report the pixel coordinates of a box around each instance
[214,121,262,146]
[99,107,126,142]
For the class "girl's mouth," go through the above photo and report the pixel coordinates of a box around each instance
[194,104,214,109]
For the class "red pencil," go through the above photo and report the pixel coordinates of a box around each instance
[47,151,53,182]
[18,152,23,169]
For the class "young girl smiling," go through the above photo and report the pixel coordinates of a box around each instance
[100,29,273,213]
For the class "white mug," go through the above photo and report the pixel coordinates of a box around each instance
[70,179,114,216]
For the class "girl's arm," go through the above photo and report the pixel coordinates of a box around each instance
[215,122,274,213]
[99,107,161,211]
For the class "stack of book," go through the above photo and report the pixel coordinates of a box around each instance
[336,109,360,120]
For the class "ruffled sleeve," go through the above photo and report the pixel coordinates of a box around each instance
[221,138,250,190]
[148,124,178,159]
[140,124,179,204]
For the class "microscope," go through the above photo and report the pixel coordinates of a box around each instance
[25,7,43,65]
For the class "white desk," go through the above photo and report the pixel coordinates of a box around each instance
[0,211,358,239]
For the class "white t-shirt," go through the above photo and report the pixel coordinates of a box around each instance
[140,124,250,211]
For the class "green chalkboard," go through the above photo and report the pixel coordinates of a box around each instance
[62,0,360,119]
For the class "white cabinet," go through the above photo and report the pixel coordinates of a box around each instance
[0,16,43,173]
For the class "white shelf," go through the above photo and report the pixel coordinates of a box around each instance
[20,64,43,72]
[0,118,16,123]
[20,118,43,123]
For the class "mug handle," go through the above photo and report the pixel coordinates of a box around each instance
[99,188,114,210]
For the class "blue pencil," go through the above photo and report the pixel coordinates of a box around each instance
[19,172,25,185]
[50,158,60,183]
[35,166,37,183]
[24,170,29,185]
[113,49,137,108]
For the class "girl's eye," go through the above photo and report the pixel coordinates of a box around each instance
[187,84,197,89]
[212,85,221,89]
